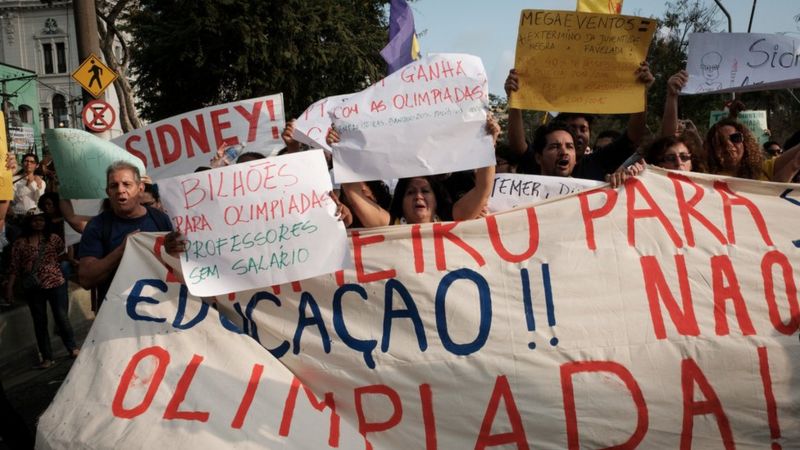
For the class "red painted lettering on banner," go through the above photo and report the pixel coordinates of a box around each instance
[486,208,539,263]
[560,361,648,450]
[713,181,774,246]
[710,255,755,336]
[680,358,735,449]
[180,114,210,158]
[578,188,618,250]
[411,224,425,273]
[231,363,264,429]
[163,354,210,422]
[640,255,700,339]
[475,375,529,450]
[279,377,340,447]
[419,384,437,450]
[354,384,402,450]
[233,101,263,142]
[626,178,683,248]
[156,124,181,164]
[669,173,727,247]
[112,346,170,419]
[210,108,238,149]
[432,222,485,271]
[352,231,396,283]
[760,250,800,335]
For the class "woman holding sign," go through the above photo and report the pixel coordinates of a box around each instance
[329,115,500,225]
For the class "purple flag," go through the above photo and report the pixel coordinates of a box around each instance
[380,0,419,74]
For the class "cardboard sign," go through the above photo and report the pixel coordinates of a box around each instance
[330,53,494,183]
[510,10,656,113]
[158,150,348,296]
[709,110,770,145]
[38,168,800,448]
[488,173,603,212]
[112,94,286,180]
[293,94,350,151]
[0,112,11,201]
[46,128,147,199]
[684,33,800,94]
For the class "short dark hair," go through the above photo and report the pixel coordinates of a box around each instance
[596,130,621,142]
[762,140,780,150]
[556,113,594,127]
[236,152,266,163]
[531,123,576,154]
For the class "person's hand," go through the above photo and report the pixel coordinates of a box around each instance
[329,191,353,227]
[635,61,655,90]
[164,231,188,257]
[485,112,501,145]
[477,205,490,218]
[326,128,340,147]
[282,119,301,153]
[504,68,519,98]
[606,161,645,189]
[667,70,688,97]
[35,176,43,189]
[210,143,231,167]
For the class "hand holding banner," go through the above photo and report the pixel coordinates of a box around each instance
[158,150,349,296]
[684,33,800,94]
[510,10,656,113]
[292,94,350,151]
[329,53,494,183]
[46,128,146,199]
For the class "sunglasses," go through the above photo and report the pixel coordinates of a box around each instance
[727,132,743,144]
[661,153,692,163]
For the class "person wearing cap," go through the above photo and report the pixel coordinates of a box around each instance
[77,161,180,309]
[6,208,78,369]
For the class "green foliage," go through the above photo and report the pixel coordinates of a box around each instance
[128,0,388,120]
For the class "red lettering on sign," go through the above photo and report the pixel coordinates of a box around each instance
[626,178,683,248]
[640,254,700,339]
[713,181,773,246]
[354,384,402,450]
[156,124,182,165]
[124,135,149,166]
[578,188,618,250]
[163,354,209,422]
[486,208,538,263]
[210,108,238,149]
[230,363,264,429]
[352,231,396,283]
[279,377,340,447]
[234,101,263,143]
[432,222,485,271]
[710,255,755,336]
[761,250,800,335]
[180,114,210,158]
[112,346,170,419]
[669,173,727,247]
[475,375,529,450]
[680,358,734,449]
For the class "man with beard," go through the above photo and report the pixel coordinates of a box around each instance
[504,62,654,181]
[530,122,577,178]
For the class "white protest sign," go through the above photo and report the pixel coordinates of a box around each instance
[292,94,350,151]
[684,33,800,94]
[709,110,770,145]
[37,169,800,449]
[330,53,494,183]
[488,173,603,212]
[112,94,286,180]
[158,150,348,296]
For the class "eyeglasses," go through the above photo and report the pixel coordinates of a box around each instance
[24,160,37,164]
[661,153,692,164]
[727,132,743,144]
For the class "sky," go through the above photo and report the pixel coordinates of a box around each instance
[411,0,800,96]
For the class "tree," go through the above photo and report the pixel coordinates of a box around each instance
[95,0,141,132]
[127,0,389,121]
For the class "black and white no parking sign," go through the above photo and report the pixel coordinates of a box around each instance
[82,100,117,132]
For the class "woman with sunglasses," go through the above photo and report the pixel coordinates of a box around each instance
[643,135,706,173]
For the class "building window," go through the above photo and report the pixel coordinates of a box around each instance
[41,108,51,129]
[52,95,68,127]
[56,42,66,73]
[18,105,32,123]
[43,43,54,74]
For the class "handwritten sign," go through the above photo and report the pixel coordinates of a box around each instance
[488,173,603,212]
[38,168,800,448]
[510,10,656,113]
[292,94,350,151]
[684,33,800,94]
[158,150,348,296]
[46,128,147,199]
[330,53,494,183]
[0,112,11,201]
[709,110,770,145]
[111,94,286,180]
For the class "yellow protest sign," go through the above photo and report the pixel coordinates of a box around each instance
[510,10,656,114]
[577,0,623,14]
[0,112,12,201]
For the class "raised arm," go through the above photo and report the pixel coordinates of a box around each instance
[452,115,500,221]
[772,142,800,182]
[59,199,91,233]
[625,62,656,146]
[282,119,302,154]
[661,70,688,137]
[504,69,529,157]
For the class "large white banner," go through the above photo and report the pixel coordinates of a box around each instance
[112,95,286,180]
[38,168,800,448]
[684,33,800,94]
[330,53,494,183]
[488,173,603,213]
[158,150,348,296]
[293,94,350,151]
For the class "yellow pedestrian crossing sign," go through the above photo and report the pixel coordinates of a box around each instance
[72,53,117,98]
